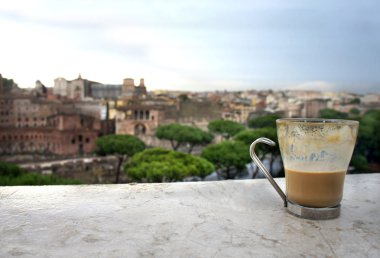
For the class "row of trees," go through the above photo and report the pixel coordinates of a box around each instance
[95,116,282,183]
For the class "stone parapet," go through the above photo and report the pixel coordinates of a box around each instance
[1,174,379,257]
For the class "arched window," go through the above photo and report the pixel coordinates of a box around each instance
[134,124,146,135]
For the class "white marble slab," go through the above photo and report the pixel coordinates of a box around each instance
[1,174,379,257]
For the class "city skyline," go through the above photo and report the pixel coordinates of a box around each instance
[1,0,379,93]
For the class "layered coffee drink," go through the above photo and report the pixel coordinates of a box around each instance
[285,169,346,208]
[250,118,359,218]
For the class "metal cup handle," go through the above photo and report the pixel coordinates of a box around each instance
[249,137,287,207]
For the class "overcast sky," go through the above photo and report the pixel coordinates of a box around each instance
[0,0,379,93]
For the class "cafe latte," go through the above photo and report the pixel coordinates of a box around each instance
[285,169,346,208]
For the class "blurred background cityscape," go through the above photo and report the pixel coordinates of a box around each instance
[1,1,379,185]
[1,74,379,185]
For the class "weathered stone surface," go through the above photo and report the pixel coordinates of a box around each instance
[1,174,379,257]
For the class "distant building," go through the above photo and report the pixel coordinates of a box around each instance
[361,94,380,107]
[0,113,104,156]
[45,112,102,155]
[114,97,223,140]
[302,98,328,118]
[91,83,121,99]
[0,75,112,157]
[53,75,147,100]
[53,74,95,100]
[284,99,303,118]
[115,104,164,136]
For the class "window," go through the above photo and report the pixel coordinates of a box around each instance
[85,138,90,143]
[71,139,76,144]
[134,110,138,120]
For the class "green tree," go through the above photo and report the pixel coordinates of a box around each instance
[349,107,360,116]
[178,94,189,102]
[156,123,213,153]
[0,161,80,186]
[354,110,380,165]
[1,77,16,90]
[349,98,360,105]
[234,127,281,177]
[248,114,281,129]
[319,108,349,119]
[96,134,146,183]
[186,127,214,154]
[208,119,245,140]
[201,141,250,179]
[350,154,368,172]
[126,148,215,182]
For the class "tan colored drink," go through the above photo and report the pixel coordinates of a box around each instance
[286,169,346,208]
[250,118,359,219]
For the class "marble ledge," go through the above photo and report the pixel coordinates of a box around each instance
[0,174,379,258]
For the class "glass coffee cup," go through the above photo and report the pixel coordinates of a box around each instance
[250,118,359,219]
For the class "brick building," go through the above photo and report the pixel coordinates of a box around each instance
[0,113,102,156]
[0,74,111,157]
[115,105,164,135]
[115,97,223,138]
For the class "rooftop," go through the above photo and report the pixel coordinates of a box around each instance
[1,174,379,257]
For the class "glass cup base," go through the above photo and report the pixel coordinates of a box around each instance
[287,200,340,220]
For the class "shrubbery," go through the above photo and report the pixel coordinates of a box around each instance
[126,148,215,182]
[0,161,80,186]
